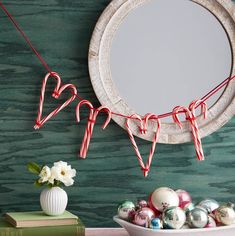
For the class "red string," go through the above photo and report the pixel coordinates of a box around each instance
[0,2,234,121]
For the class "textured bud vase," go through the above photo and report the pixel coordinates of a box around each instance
[40,187,68,216]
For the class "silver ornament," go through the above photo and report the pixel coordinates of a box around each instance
[118,201,135,220]
[214,203,235,225]
[162,206,186,229]
[187,207,209,228]
[198,199,219,213]
[183,202,195,214]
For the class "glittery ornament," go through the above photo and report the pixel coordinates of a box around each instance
[133,207,156,227]
[118,201,135,220]
[150,218,162,230]
[198,199,219,213]
[205,215,216,228]
[175,189,192,209]
[214,203,235,225]
[151,187,179,212]
[187,207,208,228]
[162,206,186,229]
[137,200,148,209]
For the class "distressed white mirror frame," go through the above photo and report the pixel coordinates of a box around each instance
[88,0,235,143]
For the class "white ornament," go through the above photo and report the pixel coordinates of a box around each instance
[151,187,179,212]
[40,187,68,216]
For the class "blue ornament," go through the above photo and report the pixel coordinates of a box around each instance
[150,218,162,230]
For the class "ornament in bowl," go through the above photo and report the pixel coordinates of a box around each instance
[114,186,235,236]
[27,161,76,216]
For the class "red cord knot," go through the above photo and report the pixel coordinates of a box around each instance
[49,71,58,77]
[141,167,150,177]
[88,119,96,123]
[34,120,42,130]
[139,127,147,134]
[52,91,60,98]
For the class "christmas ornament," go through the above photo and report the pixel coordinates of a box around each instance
[183,202,195,213]
[148,193,161,217]
[118,201,135,220]
[187,207,208,228]
[175,189,192,208]
[181,224,190,229]
[162,206,186,229]
[214,203,235,225]
[137,200,148,209]
[198,199,219,213]
[151,187,179,212]
[150,218,162,230]
[133,207,156,227]
[205,215,217,228]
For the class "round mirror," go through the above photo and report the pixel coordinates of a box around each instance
[89,0,235,143]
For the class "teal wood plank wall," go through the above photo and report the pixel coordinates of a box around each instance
[0,0,235,227]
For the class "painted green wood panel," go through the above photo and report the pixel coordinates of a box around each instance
[0,0,235,227]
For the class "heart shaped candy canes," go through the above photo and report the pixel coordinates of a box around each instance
[34,72,77,129]
[76,100,112,159]
[172,99,207,161]
[125,113,161,177]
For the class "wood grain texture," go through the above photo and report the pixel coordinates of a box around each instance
[0,0,235,228]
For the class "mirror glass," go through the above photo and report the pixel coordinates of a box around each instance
[110,0,232,122]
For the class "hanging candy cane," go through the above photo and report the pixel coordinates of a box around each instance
[34,72,77,129]
[172,99,207,161]
[125,113,161,177]
[76,100,112,159]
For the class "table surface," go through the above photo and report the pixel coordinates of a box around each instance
[86,228,128,236]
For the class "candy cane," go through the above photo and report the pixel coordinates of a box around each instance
[34,72,77,129]
[143,114,161,177]
[125,113,161,177]
[172,99,207,161]
[76,100,112,158]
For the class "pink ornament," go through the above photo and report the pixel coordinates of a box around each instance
[175,189,192,208]
[133,207,156,227]
[205,215,217,228]
[137,200,148,209]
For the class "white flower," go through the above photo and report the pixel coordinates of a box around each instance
[39,166,51,183]
[52,161,76,186]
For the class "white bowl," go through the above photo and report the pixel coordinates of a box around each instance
[113,216,235,236]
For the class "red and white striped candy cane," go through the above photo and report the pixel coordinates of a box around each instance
[34,72,77,129]
[172,99,207,161]
[76,100,112,158]
[125,113,161,177]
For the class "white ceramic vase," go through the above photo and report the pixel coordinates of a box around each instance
[40,187,68,216]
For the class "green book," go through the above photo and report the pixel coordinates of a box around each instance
[5,211,79,228]
[0,217,85,236]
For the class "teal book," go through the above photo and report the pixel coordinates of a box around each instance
[0,215,85,236]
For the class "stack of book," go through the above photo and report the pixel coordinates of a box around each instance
[0,211,85,236]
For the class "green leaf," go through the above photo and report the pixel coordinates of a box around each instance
[27,162,41,175]
[34,179,43,187]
